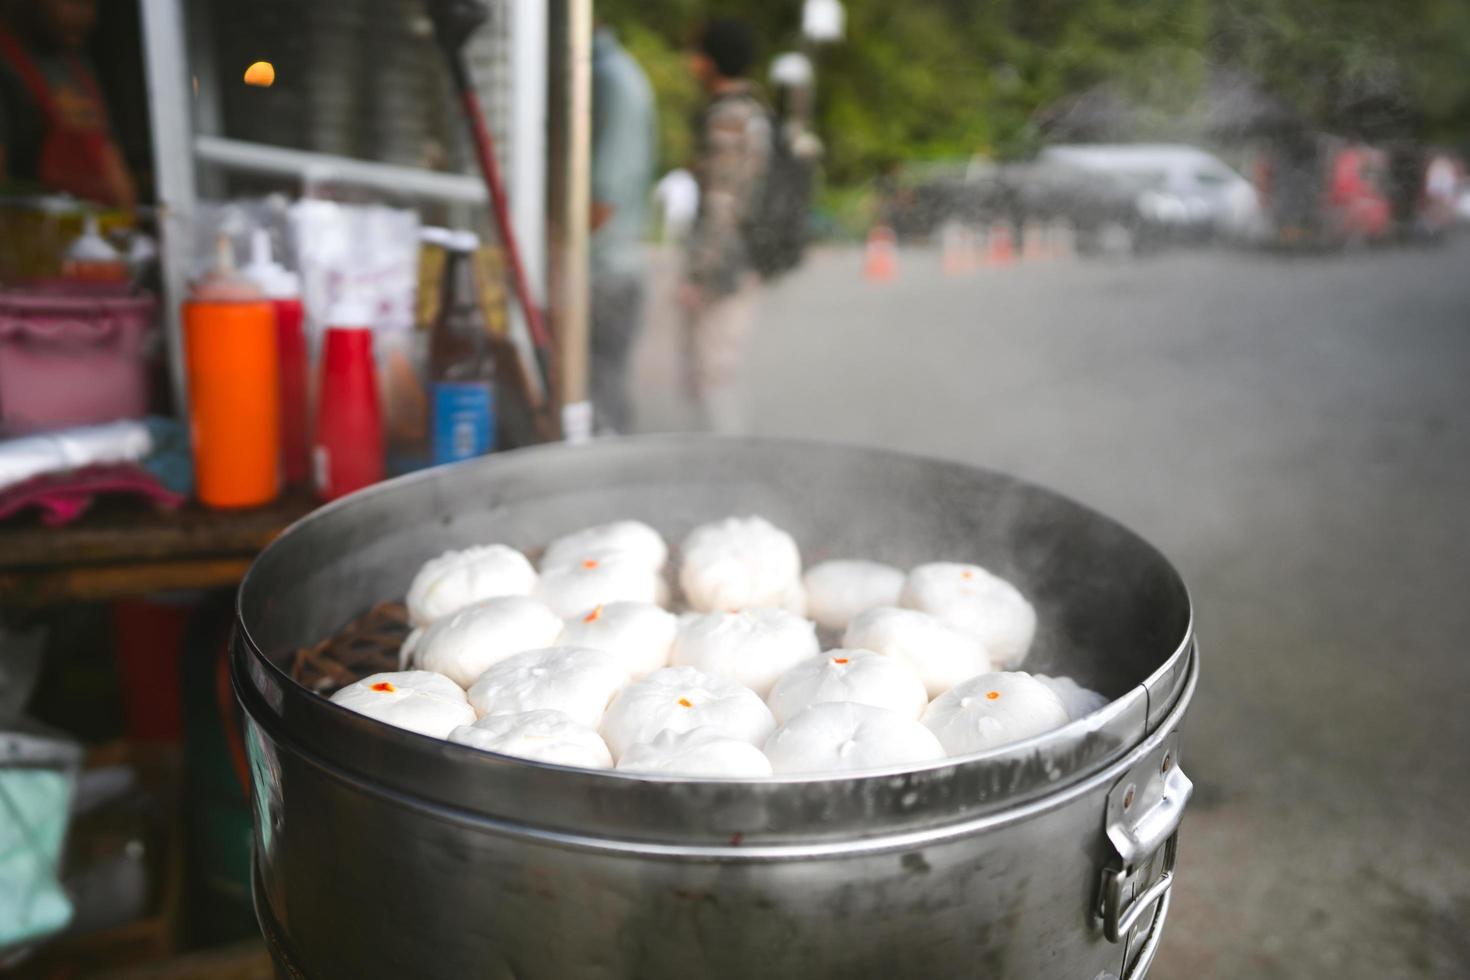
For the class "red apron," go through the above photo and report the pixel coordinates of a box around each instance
[0,28,115,204]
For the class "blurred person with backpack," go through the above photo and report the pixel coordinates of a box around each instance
[590,21,656,434]
[678,17,811,433]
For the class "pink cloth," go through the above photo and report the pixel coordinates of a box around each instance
[0,463,184,526]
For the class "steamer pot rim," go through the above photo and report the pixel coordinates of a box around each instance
[235,646,1197,858]
[234,435,1195,833]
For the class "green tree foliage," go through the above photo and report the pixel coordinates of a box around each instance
[597,0,1467,186]
[617,23,702,170]
[1209,0,1470,142]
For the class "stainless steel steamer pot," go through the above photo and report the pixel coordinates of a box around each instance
[233,437,1197,980]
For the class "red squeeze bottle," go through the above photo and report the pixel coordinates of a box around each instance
[242,229,309,485]
[273,296,309,483]
[313,298,384,501]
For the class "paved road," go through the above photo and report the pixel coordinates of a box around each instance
[635,237,1470,978]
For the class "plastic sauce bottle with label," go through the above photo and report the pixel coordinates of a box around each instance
[181,236,280,508]
[240,228,309,486]
[313,297,384,501]
[428,232,497,465]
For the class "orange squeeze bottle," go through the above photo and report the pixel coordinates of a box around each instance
[182,236,281,508]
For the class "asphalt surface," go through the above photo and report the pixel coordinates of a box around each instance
[634,236,1470,978]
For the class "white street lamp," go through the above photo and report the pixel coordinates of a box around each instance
[802,0,845,44]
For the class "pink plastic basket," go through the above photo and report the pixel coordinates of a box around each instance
[0,288,157,435]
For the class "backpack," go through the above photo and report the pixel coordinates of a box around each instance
[743,112,814,279]
[704,92,814,281]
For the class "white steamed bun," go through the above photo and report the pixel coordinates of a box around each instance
[679,516,805,614]
[330,670,475,739]
[405,544,537,626]
[766,649,929,724]
[465,646,629,728]
[670,608,820,698]
[842,606,992,698]
[411,595,564,688]
[600,665,776,761]
[801,560,905,632]
[557,601,679,680]
[764,702,945,774]
[617,728,773,778]
[921,671,1069,755]
[448,709,613,769]
[541,520,668,572]
[535,552,665,619]
[1034,674,1109,721]
[900,562,1036,668]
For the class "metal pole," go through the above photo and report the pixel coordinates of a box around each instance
[186,0,226,200]
[139,0,198,418]
[546,0,593,442]
[194,135,490,204]
[508,0,549,407]
[452,80,554,374]
[429,0,554,401]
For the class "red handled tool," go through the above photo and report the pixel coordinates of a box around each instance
[427,0,555,405]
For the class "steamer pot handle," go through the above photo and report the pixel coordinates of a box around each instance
[1097,732,1192,945]
[1120,886,1171,980]
[1100,832,1178,943]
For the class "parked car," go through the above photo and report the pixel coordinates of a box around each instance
[883,146,1259,257]
[1000,158,1168,256]
[881,160,1006,242]
[1039,144,1265,244]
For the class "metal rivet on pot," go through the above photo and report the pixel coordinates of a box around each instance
[1122,784,1136,810]
[1161,752,1173,774]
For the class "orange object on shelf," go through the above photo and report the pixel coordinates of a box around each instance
[182,237,281,508]
[183,299,280,507]
[0,200,133,283]
[61,214,129,282]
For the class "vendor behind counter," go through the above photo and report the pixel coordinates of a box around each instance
[0,0,136,210]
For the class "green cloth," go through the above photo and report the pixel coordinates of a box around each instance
[0,769,74,949]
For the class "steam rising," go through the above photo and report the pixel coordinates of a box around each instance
[244,439,1189,700]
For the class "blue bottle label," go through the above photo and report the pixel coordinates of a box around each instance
[431,381,496,464]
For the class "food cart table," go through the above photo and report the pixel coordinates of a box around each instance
[0,492,315,605]
[0,496,315,974]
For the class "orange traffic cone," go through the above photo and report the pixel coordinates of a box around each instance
[940,221,975,276]
[983,221,1016,266]
[863,225,899,282]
